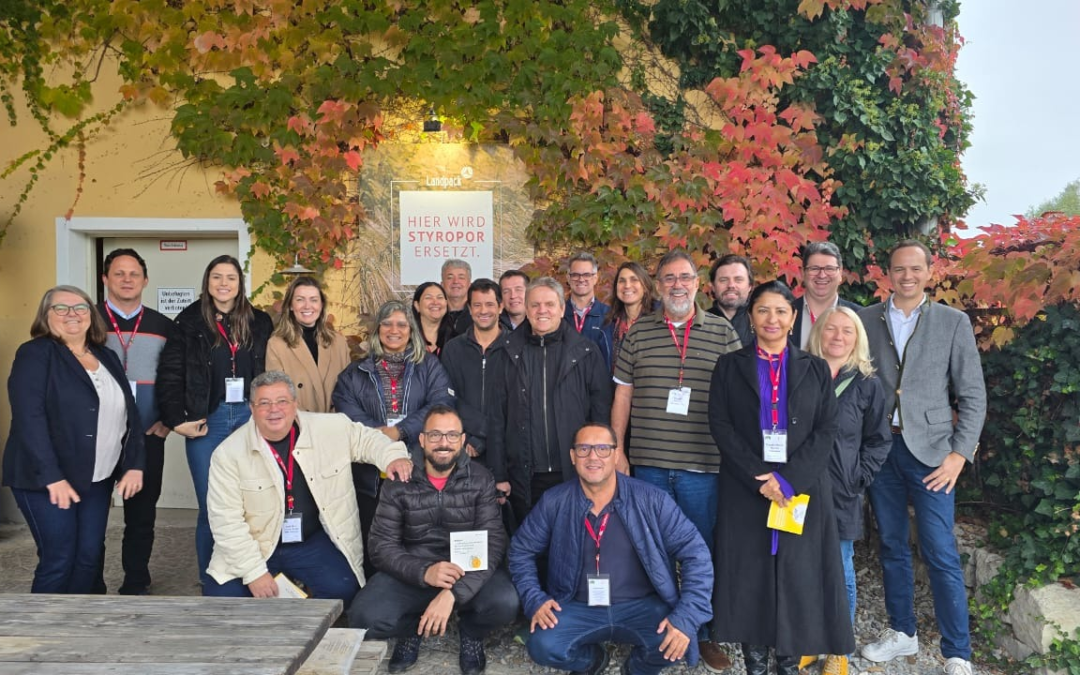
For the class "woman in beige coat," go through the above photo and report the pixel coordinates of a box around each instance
[266,277,350,412]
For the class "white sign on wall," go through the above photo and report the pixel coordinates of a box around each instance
[399,190,494,285]
[157,287,196,315]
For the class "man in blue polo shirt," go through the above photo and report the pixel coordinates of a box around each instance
[509,423,713,675]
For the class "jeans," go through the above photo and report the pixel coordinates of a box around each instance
[527,595,674,675]
[202,529,360,603]
[839,539,856,627]
[868,434,971,660]
[632,467,717,554]
[349,568,520,639]
[186,401,250,586]
[14,480,114,594]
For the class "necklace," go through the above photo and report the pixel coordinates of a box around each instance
[68,345,90,358]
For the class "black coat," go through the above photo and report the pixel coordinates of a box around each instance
[369,455,507,605]
[440,329,508,465]
[708,343,853,656]
[829,371,891,540]
[3,338,145,493]
[487,321,611,506]
[156,300,273,428]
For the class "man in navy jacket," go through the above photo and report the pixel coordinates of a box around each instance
[509,423,713,675]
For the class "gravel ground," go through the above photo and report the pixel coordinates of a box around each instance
[0,509,1009,675]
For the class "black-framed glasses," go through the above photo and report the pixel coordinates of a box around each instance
[805,265,840,276]
[423,430,463,443]
[50,303,91,316]
[572,444,616,458]
[568,272,596,280]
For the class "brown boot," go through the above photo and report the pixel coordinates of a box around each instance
[699,641,733,673]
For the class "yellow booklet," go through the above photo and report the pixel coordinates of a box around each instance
[767,494,810,535]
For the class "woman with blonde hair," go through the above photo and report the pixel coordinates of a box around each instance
[804,306,892,675]
[266,276,350,412]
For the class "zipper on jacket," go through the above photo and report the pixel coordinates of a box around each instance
[540,334,553,472]
[480,354,487,414]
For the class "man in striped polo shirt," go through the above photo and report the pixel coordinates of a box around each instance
[611,249,742,672]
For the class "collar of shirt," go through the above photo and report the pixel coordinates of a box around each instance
[886,294,927,321]
[106,298,144,321]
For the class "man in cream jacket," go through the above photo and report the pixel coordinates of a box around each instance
[204,370,413,601]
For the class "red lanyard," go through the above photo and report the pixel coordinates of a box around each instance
[572,301,593,333]
[757,346,785,428]
[103,303,143,372]
[382,360,400,413]
[584,512,611,575]
[665,315,693,387]
[216,321,239,376]
[808,307,817,325]
[266,427,297,512]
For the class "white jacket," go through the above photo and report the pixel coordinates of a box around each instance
[206,411,409,586]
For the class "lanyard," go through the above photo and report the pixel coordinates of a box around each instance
[382,360,400,413]
[808,307,817,325]
[266,427,297,512]
[216,321,239,376]
[584,512,611,575]
[665,315,693,387]
[572,301,593,333]
[757,346,785,429]
[103,303,143,372]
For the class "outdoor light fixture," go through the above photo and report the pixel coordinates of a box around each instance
[423,107,442,133]
[281,253,314,275]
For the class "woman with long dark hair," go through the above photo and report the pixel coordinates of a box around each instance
[412,281,454,357]
[601,261,657,372]
[157,254,273,587]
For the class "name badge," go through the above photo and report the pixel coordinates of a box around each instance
[762,430,788,463]
[129,380,138,401]
[282,512,303,543]
[666,387,692,416]
[225,377,245,403]
[386,415,405,427]
[587,574,611,606]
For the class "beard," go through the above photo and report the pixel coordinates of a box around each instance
[425,446,459,473]
[663,293,693,319]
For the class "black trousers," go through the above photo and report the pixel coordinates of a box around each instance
[349,568,520,639]
[94,432,165,594]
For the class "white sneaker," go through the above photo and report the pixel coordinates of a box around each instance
[944,657,974,674]
[860,628,919,662]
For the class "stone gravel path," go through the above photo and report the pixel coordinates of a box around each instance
[0,509,1008,674]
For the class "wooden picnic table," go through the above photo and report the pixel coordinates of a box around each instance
[0,593,342,675]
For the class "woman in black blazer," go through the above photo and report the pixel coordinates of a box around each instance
[3,285,144,593]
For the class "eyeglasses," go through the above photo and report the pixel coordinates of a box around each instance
[659,273,698,286]
[423,430,463,443]
[568,272,596,281]
[805,265,841,276]
[252,398,294,410]
[50,303,91,316]
[572,444,616,458]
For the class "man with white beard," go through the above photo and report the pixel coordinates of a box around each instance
[609,249,741,672]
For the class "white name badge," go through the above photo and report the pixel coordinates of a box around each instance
[225,377,245,403]
[762,430,788,463]
[587,574,611,606]
[129,380,138,400]
[282,512,303,543]
[386,415,405,427]
[666,387,692,416]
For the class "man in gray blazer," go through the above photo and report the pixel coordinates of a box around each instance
[858,240,986,675]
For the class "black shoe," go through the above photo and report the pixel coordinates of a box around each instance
[774,654,799,675]
[740,644,769,675]
[459,636,486,675]
[117,585,149,596]
[571,645,610,675]
[388,635,422,673]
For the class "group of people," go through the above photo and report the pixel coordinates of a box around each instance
[2,239,986,675]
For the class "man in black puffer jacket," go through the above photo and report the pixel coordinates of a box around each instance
[348,406,519,675]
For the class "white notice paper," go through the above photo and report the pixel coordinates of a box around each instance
[450,530,488,572]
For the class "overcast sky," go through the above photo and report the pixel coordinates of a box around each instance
[956,0,1080,230]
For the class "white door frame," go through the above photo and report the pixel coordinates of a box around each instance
[55,217,252,289]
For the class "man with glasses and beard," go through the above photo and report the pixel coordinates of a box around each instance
[349,406,520,675]
[509,423,713,675]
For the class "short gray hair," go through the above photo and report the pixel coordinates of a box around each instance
[441,259,472,276]
[526,276,566,308]
[802,241,842,267]
[567,252,598,271]
[250,371,298,401]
